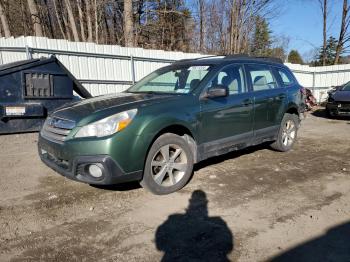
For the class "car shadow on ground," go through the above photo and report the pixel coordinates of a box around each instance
[270,221,350,262]
[311,108,350,121]
[90,181,142,191]
[194,142,271,172]
[155,190,234,261]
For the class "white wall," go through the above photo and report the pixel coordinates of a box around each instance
[1,36,350,101]
[0,36,206,96]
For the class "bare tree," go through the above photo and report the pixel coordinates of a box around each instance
[27,0,44,36]
[334,0,349,64]
[61,2,73,40]
[94,0,98,43]
[64,0,79,41]
[77,0,86,42]
[85,0,93,42]
[318,0,328,66]
[198,0,205,51]
[0,0,281,55]
[53,0,67,39]
[42,0,55,38]
[0,0,11,37]
[124,0,134,47]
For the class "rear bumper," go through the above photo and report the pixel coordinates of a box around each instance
[38,135,142,185]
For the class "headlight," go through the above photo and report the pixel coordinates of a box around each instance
[75,109,137,138]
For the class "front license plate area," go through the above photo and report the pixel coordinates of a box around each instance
[5,106,26,116]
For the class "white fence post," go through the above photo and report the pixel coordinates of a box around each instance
[130,55,135,84]
[25,45,32,60]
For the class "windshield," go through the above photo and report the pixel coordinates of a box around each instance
[127,65,212,94]
[342,82,350,91]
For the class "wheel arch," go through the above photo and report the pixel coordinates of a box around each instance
[285,104,299,116]
[148,124,198,163]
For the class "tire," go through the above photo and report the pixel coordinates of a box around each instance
[270,113,299,152]
[140,133,194,195]
[326,108,336,118]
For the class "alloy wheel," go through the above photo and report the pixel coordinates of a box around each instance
[282,120,296,147]
[151,144,188,187]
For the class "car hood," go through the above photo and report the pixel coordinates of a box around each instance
[52,92,174,124]
[332,90,350,102]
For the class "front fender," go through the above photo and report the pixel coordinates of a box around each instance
[138,114,198,145]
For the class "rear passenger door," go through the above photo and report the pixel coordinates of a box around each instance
[273,67,296,121]
[245,64,287,140]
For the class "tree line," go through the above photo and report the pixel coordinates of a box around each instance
[0,0,348,66]
[317,0,350,65]
[0,1,287,56]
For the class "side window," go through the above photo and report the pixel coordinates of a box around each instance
[277,68,295,86]
[247,64,278,91]
[208,64,247,95]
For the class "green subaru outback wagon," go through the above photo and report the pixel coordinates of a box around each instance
[38,55,303,194]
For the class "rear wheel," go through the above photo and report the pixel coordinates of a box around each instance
[140,133,194,195]
[271,113,299,152]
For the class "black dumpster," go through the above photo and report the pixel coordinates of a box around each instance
[0,56,92,134]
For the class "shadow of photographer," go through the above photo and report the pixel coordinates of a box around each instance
[155,190,233,261]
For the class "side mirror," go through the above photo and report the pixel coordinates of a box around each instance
[205,85,228,98]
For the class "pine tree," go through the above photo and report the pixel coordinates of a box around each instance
[317,36,339,65]
[288,50,304,64]
[250,16,271,57]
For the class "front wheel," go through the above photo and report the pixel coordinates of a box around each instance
[270,113,299,152]
[140,133,194,195]
[326,108,337,118]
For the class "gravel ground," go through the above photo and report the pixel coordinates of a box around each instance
[0,108,349,262]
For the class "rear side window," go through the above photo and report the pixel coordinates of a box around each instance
[246,64,278,91]
[277,68,295,86]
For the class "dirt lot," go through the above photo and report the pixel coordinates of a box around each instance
[0,108,349,262]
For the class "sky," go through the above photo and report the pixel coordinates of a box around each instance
[269,0,343,59]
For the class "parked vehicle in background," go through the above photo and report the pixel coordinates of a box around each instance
[38,55,304,195]
[326,81,350,117]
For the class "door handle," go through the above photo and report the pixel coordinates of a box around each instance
[242,99,253,106]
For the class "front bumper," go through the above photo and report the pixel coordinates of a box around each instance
[326,102,350,115]
[38,135,142,185]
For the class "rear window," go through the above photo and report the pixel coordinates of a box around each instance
[277,68,295,86]
[246,64,278,91]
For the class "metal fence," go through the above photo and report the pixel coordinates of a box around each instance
[0,36,205,96]
[1,36,350,102]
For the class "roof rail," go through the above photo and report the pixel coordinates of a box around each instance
[224,54,283,64]
[172,54,283,64]
[173,55,219,64]
[224,54,250,59]
[255,56,283,64]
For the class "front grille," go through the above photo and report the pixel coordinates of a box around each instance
[41,116,75,143]
[337,102,350,110]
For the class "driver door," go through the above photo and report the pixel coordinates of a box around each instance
[199,64,254,157]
